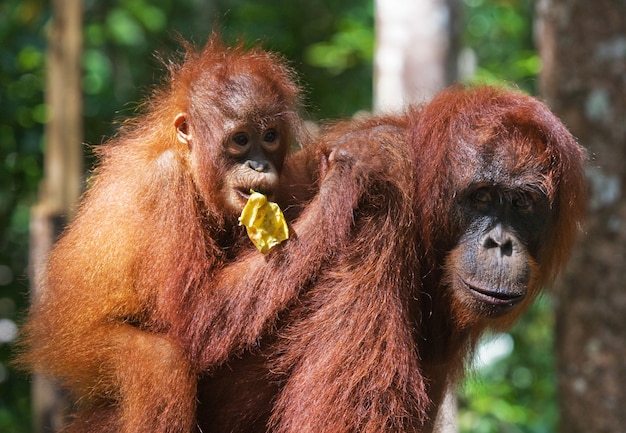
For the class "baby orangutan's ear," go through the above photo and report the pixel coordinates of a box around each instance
[175,113,192,145]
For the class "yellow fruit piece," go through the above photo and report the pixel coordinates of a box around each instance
[238,190,289,254]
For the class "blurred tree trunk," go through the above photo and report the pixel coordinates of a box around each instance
[374,0,460,111]
[30,0,83,431]
[538,0,626,432]
[374,1,460,432]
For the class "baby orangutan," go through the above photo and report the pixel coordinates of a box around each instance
[18,34,306,433]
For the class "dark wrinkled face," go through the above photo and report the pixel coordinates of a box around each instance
[441,127,555,324]
[445,182,550,320]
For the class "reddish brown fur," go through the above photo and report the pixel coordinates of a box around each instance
[268,117,429,432]
[179,114,428,432]
[17,35,305,433]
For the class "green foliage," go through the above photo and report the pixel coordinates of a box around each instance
[214,0,374,118]
[304,14,374,76]
[78,0,374,143]
[461,0,539,94]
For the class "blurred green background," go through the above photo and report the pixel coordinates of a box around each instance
[0,0,550,432]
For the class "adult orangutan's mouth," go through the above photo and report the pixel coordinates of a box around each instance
[463,280,524,308]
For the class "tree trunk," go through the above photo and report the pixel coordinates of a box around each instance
[374,0,460,111]
[538,0,626,431]
[30,0,83,431]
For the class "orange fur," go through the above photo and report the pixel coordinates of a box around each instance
[17,34,304,433]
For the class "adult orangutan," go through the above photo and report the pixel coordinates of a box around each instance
[185,85,586,433]
[18,34,309,433]
[411,85,587,430]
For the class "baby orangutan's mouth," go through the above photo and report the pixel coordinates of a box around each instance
[236,187,273,202]
[236,188,252,201]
